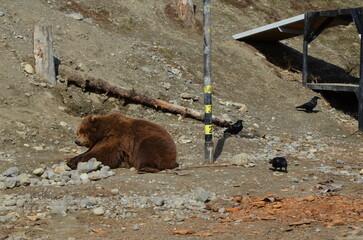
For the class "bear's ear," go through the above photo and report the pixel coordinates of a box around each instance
[89,115,100,122]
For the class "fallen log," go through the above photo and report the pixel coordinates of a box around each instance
[58,66,231,128]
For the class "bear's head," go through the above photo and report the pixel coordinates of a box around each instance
[74,115,100,148]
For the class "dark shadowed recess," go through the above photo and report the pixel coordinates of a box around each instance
[246,41,359,118]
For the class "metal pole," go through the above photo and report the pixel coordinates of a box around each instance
[302,13,309,87]
[203,0,213,163]
[351,8,363,131]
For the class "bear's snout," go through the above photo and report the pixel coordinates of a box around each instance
[75,140,83,146]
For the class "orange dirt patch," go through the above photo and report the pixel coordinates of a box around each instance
[215,195,363,226]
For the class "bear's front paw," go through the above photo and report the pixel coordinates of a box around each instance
[66,158,78,170]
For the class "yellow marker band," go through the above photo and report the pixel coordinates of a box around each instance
[205,105,212,113]
[204,85,212,94]
[205,125,213,135]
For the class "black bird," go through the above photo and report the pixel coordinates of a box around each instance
[224,120,243,137]
[296,96,321,113]
[269,157,288,172]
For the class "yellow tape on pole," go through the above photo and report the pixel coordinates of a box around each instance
[205,105,212,114]
[205,124,213,135]
[204,85,212,94]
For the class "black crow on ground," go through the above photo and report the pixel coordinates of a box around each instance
[224,120,243,137]
[269,157,288,173]
[296,96,321,113]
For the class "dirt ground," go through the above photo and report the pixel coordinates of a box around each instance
[0,0,362,239]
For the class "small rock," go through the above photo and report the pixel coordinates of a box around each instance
[80,173,89,181]
[180,93,198,101]
[17,173,30,186]
[218,208,226,213]
[161,82,171,90]
[141,67,152,73]
[291,178,300,183]
[359,169,363,175]
[0,12,5,17]
[111,189,119,194]
[229,153,251,166]
[77,158,102,173]
[23,64,34,74]
[174,213,186,222]
[3,167,20,177]
[0,214,17,223]
[66,13,84,20]
[4,199,17,206]
[50,201,67,216]
[54,166,66,174]
[4,177,18,189]
[152,197,165,206]
[80,197,98,207]
[194,187,210,202]
[93,207,105,216]
[33,146,44,151]
[238,104,248,112]
[336,160,345,164]
[133,225,139,230]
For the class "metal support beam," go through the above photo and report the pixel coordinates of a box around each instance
[309,17,335,43]
[302,13,318,86]
[351,8,363,131]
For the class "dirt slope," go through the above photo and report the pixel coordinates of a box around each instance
[0,0,362,239]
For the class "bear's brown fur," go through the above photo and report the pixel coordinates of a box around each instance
[66,113,177,172]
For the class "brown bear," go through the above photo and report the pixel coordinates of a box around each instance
[66,113,177,172]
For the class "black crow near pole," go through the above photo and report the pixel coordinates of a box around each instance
[224,120,243,137]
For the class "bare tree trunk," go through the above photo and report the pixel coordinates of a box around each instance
[175,0,196,28]
[34,25,56,86]
[58,66,231,128]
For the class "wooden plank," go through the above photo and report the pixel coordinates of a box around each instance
[33,25,56,85]
[233,8,360,42]
[306,83,359,92]
[232,14,305,41]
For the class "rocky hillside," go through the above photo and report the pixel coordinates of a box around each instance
[0,1,362,239]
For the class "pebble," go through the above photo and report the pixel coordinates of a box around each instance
[152,197,165,206]
[336,160,345,164]
[2,167,20,177]
[4,177,17,189]
[111,189,119,194]
[0,12,5,17]
[66,13,84,20]
[194,187,210,202]
[180,93,198,101]
[23,64,34,74]
[93,207,105,216]
[16,173,30,186]
[174,213,186,222]
[50,200,67,216]
[33,168,45,176]
[77,158,102,173]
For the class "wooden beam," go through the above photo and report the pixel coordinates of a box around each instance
[59,67,231,128]
[306,83,359,92]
